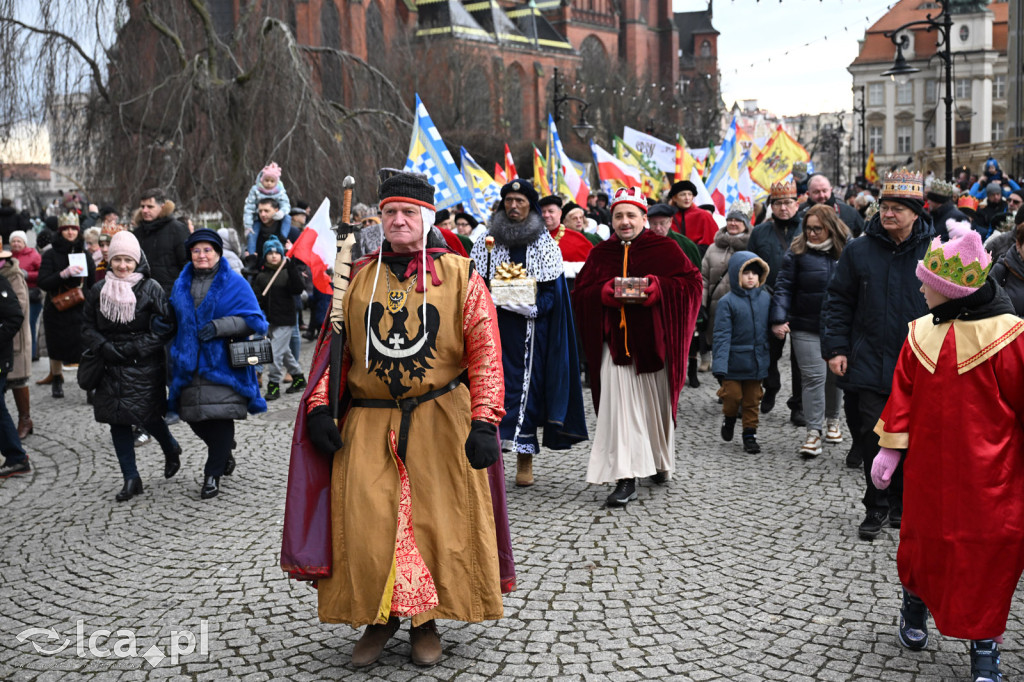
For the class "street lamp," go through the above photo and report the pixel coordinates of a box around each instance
[551,67,594,140]
[879,0,953,180]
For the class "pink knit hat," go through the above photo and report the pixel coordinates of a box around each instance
[108,230,142,264]
[916,219,992,299]
[261,162,282,182]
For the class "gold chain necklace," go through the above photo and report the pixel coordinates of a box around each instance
[384,266,418,314]
[552,225,566,244]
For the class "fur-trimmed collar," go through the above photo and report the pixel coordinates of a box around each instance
[133,200,177,228]
[487,209,546,248]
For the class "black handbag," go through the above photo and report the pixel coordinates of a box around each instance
[228,336,273,368]
[77,347,104,391]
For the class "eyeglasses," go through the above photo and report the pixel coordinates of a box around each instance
[805,226,825,235]
[190,247,216,256]
[1009,198,1023,207]
[772,199,796,207]
[879,204,909,216]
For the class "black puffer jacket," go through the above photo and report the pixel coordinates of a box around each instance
[747,217,801,292]
[769,247,839,333]
[38,232,96,363]
[252,258,306,326]
[133,202,190,294]
[928,200,969,241]
[81,262,176,425]
[820,213,934,394]
[990,245,1024,317]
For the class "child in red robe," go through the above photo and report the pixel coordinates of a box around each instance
[872,220,1024,682]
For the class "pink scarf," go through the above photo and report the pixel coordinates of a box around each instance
[100,271,144,324]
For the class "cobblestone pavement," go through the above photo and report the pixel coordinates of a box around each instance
[1,344,1021,681]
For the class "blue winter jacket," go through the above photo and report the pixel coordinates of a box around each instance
[712,251,771,381]
[820,212,934,394]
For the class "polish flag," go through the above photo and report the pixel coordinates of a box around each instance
[504,144,519,181]
[286,198,335,295]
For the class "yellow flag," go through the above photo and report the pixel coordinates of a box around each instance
[749,125,810,190]
[865,150,879,184]
[532,146,552,197]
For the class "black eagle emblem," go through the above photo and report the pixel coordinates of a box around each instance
[366,301,440,399]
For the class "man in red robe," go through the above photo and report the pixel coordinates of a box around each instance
[539,194,592,280]
[572,186,702,506]
[668,180,718,253]
[872,222,1024,682]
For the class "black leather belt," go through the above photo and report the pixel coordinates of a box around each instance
[351,378,462,462]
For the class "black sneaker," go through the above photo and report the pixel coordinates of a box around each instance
[286,374,307,394]
[721,416,737,442]
[790,408,807,427]
[970,639,1001,682]
[265,382,281,401]
[898,588,929,651]
[760,388,777,414]
[606,478,637,506]
[858,510,889,540]
[742,428,761,454]
[845,447,863,469]
[649,471,668,484]
[0,458,31,478]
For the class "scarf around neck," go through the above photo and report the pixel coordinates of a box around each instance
[100,270,144,324]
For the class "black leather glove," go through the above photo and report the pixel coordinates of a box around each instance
[307,405,343,455]
[100,342,128,364]
[198,322,217,341]
[464,420,499,470]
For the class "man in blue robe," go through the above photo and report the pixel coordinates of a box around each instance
[470,180,588,486]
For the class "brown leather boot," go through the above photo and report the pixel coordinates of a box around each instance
[515,453,534,487]
[35,373,53,385]
[12,386,32,439]
[350,616,400,668]
[409,619,442,667]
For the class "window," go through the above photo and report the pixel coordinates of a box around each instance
[993,120,1005,141]
[994,75,1006,99]
[868,82,884,106]
[869,125,884,152]
[956,78,971,100]
[700,40,711,58]
[897,125,913,153]
[897,81,913,105]
[925,122,935,147]
[925,79,937,104]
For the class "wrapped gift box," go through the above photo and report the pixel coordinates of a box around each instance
[490,277,537,307]
[614,276,649,301]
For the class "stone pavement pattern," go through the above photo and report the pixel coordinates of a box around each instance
[1,346,1021,681]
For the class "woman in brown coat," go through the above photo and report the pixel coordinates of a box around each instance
[0,249,32,437]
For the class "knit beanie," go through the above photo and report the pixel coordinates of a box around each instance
[261,162,282,182]
[8,230,26,245]
[917,219,992,299]
[986,181,1003,196]
[108,231,142,264]
[378,171,435,210]
[262,236,285,260]
[726,209,751,230]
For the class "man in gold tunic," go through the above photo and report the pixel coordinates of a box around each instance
[298,172,510,668]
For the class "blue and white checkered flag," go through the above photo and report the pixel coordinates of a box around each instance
[404,94,472,211]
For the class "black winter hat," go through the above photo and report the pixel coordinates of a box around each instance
[500,179,540,211]
[647,203,677,219]
[434,209,451,225]
[185,228,223,255]
[378,171,436,210]
[561,201,583,223]
[454,212,478,228]
[538,194,563,209]
[668,180,697,198]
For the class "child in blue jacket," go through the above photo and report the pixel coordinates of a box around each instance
[713,251,771,453]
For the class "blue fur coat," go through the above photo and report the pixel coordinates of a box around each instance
[168,262,268,414]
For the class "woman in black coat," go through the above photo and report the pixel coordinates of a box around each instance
[37,213,96,398]
[770,204,850,458]
[81,232,180,502]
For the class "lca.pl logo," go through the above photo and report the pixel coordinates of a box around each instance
[17,620,210,667]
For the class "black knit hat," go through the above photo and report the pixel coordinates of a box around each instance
[185,227,223,255]
[500,179,540,210]
[669,180,697,198]
[378,171,436,210]
[561,201,583,223]
[538,194,563,209]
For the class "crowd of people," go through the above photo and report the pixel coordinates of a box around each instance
[3,155,1024,682]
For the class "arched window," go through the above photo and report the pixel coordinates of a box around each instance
[700,40,711,58]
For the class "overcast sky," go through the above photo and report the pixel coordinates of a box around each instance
[675,0,898,116]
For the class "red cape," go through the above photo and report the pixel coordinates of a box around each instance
[672,205,718,245]
[571,228,702,420]
[438,227,469,256]
[551,227,593,262]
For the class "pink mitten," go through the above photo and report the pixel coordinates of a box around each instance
[870,447,902,490]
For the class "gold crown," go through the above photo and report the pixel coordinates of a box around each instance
[769,180,796,200]
[927,178,958,198]
[728,199,753,217]
[881,168,923,200]
[57,212,79,228]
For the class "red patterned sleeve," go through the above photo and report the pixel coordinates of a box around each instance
[307,343,351,412]
[463,271,505,424]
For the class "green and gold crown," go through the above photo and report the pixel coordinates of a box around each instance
[921,244,990,289]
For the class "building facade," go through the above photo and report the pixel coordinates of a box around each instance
[849,0,1010,177]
